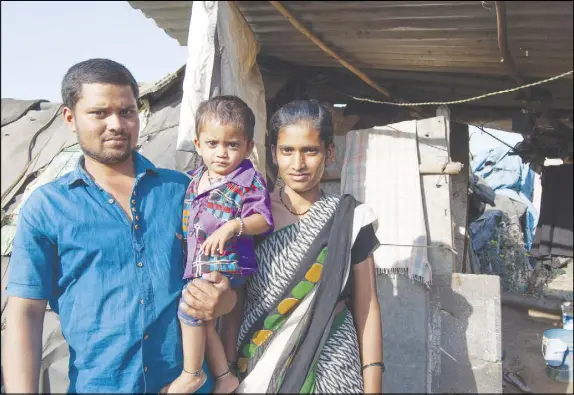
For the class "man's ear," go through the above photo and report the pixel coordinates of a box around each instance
[63,107,76,134]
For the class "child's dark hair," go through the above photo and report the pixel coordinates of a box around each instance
[269,100,334,147]
[195,95,255,141]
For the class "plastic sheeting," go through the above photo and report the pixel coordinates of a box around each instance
[1,99,47,127]
[177,1,267,173]
[471,146,539,250]
[1,104,76,208]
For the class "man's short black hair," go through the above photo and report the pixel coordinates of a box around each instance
[61,58,139,109]
[195,95,256,141]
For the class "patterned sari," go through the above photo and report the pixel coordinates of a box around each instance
[235,194,377,393]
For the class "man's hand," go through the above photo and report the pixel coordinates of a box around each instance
[180,271,237,322]
[201,220,239,256]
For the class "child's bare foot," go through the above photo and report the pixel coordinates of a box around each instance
[163,370,207,394]
[213,372,239,394]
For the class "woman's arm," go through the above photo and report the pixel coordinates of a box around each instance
[351,254,383,394]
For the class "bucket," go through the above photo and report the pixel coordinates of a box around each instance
[542,328,573,383]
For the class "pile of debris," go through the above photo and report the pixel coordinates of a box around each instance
[467,146,572,300]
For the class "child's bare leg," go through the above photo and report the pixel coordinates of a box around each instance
[206,321,239,393]
[165,322,207,393]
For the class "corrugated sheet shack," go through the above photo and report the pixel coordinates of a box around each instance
[1,1,572,393]
[127,1,573,392]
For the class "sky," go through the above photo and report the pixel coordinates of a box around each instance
[0,1,522,158]
[1,1,188,103]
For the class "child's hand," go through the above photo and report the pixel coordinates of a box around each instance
[201,220,238,256]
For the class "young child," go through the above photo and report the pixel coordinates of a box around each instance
[168,96,273,394]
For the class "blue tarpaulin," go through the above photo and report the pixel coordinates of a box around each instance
[471,146,539,250]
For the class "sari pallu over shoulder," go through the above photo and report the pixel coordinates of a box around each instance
[236,194,371,393]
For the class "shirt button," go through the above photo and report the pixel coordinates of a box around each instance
[108,198,115,204]
[144,334,149,340]
[137,262,143,268]
[134,224,139,230]
[140,299,144,304]
[132,199,136,204]
[135,215,139,221]
[132,207,136,212]
[144,366,148,372]
[133,191,136,196]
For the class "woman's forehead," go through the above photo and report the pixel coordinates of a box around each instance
[277,123,322,146]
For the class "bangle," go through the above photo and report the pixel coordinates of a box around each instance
[362,362,385,372]
[236,218,244,237]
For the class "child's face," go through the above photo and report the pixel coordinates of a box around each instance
[194,120,254,176]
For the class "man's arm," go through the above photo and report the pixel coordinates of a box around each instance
[2,297,47,393]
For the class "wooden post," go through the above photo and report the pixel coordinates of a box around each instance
[449,123,470,273]
[418,117,502,393]
[416,116,456,392]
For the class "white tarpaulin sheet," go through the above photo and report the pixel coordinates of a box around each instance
[341,121,433,286]
[177,1,267,173]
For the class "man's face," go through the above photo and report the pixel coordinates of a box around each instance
[63,83,139,165]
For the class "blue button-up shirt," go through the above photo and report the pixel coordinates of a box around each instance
[6,152,213,393]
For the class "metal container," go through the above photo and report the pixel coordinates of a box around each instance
[542,328,573,383]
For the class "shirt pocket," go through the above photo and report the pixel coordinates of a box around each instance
[205,189,241,221]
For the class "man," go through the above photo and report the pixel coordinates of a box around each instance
[2,58,236,393]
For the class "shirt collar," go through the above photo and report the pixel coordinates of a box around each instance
[225,159,256,187]
[68,151,158,188]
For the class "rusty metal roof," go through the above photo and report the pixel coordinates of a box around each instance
[129,1,572,77]
[128,1,573,119]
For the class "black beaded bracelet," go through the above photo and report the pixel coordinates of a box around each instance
[362,362,385,372]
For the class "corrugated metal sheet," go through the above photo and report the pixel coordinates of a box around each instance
[129,1,573,79]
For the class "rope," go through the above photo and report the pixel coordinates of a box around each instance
[338,70,573,107]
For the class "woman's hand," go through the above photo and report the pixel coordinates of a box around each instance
[180,272,237,322]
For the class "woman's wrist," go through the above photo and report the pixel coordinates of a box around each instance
[363,367,383,393]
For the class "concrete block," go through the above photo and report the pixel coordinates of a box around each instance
[434,274,502,393]
[377,274,428,393]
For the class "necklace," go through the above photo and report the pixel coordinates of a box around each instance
[279,187,324,216]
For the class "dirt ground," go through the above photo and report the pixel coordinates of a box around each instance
[502,305,573,393]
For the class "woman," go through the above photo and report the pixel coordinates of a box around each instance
[223,100,383,393]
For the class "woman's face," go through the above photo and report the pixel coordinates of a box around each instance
[273,121,334,194]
